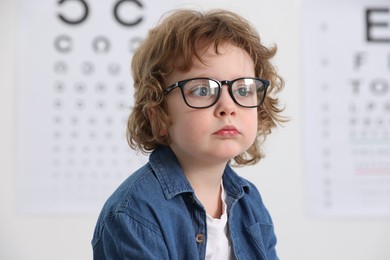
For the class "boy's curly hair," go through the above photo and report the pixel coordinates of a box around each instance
[127,9,285,166]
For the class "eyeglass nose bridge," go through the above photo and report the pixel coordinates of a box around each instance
[219,80,233,87]
[215,79,238,104]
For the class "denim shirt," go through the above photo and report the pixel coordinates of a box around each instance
[92,146,278,260]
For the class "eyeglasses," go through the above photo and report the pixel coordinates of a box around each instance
[163,77,269,109]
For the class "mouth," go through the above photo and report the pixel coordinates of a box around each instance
[213,126,240,136]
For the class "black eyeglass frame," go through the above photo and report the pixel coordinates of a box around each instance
[163,77,270,109]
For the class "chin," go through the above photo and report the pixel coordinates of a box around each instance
[211,149,243,161]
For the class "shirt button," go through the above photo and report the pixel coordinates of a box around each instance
[195,233,205,243]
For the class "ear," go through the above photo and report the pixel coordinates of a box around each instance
[159,127,168,137]
[146,106,169,137]
[159,113,170,137]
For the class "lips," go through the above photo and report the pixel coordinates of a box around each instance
[213,126,240,136]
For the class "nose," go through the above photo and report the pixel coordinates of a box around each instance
[214,85,237,117]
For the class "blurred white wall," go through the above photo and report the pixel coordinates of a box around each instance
[1,0,389,259]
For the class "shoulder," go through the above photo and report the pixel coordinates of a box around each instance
[91,162,173,258]
[92,162,166,241]
[100,163,161,216]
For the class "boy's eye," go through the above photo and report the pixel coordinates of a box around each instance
[189,85,212,97]
[234,85,254,97]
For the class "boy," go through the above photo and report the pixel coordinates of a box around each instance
[92,9,284,260]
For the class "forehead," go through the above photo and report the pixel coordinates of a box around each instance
[168,42,254,84]
[174,41,251,70]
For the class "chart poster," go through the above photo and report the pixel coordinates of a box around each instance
[16,0,186,214]
[304,0,390,216]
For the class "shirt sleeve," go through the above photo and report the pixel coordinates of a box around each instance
[93,211,170,260]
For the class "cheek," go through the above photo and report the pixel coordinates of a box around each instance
[168,113,207,139]
[247,111,259,137]
[170,116,194,132]
[167,114,189,137]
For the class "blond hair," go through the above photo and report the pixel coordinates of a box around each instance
[127,9,285,166]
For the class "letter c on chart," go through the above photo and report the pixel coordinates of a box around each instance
[57,0,89,25]
[113,0,144,26]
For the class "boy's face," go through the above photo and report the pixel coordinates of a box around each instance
[164,43,258,167]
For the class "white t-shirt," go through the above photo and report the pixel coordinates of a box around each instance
[205,184,233,260]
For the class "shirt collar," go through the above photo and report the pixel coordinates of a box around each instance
[222,164,252,198]
[149,146,193,200]
[149,146,251,200]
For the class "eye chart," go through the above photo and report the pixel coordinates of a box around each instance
[304,0,390,216]
[17,0,185,214]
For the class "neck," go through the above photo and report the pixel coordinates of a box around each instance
[183,164,226,219]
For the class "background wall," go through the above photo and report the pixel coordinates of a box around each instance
[1,0,390,259]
